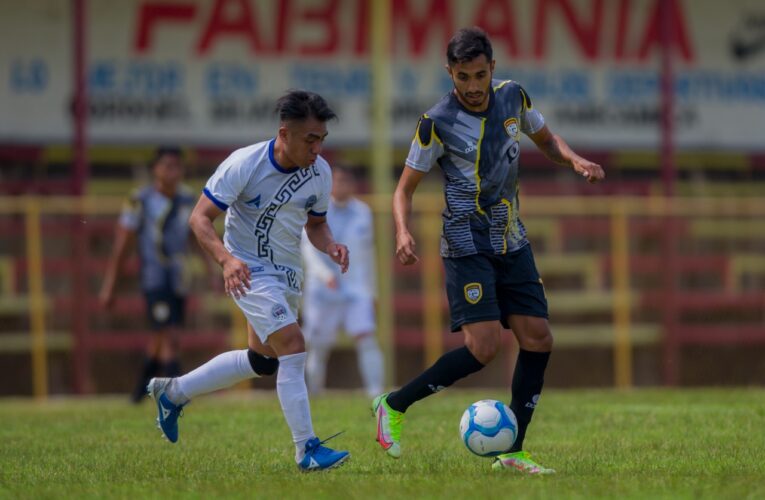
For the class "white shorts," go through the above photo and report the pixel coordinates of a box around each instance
[233,275,301,343]
[302,293,376,345]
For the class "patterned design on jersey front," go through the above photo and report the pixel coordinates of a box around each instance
[405,80,545,258]
[255,165,320,263]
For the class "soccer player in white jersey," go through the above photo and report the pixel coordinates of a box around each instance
[146,90,350,471]
[301,165,384,397]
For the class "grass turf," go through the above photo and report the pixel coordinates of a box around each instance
[1,388,764,499]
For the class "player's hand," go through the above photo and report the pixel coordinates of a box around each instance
[325,277,339,289]
[222,256,251,299]
[326,242,349,273]
[396,231,419,265]
[98,285,115,310]
[573,158,605,183]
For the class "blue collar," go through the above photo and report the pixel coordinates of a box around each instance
[269,139,300,174]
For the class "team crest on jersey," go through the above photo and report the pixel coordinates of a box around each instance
[271,304,287,321]
[304,194,317,210]
[504,118,519,139]
[464,283,483,304]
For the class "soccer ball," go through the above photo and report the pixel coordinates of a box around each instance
[459,399,518,457]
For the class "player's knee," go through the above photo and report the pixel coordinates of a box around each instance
[466,336,500,365]
[247,349,279,376]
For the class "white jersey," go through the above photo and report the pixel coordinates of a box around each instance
[204,139,332,291]
[302,197,376,301]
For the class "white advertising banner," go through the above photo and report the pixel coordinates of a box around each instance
[0,0,763,149]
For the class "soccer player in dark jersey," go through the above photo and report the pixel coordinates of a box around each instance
[99,146,195,403]
[373,27,605,474]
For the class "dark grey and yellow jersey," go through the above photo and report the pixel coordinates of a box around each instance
[405,79,545,258]
[119,185,195,294]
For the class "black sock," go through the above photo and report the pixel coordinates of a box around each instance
[509,349,550,452]
[132,357,160,403]
[386,346,484,413]
[162,359,181,377]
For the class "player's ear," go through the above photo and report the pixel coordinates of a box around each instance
[277,124,289,142]
[445,63,453,77]
[490,60,495,73]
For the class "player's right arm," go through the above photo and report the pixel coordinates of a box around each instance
[395,114,442,265]
[189,195,251,299]
[98,223,136,308]
[393,166,427,265]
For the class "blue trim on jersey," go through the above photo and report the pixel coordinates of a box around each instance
[268,139,300,174]
[203,187,229,211]
[308,210,326,217]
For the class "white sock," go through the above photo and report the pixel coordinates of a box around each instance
[306,342,331,394]
[172,349,257,404]
[276,352,315,462]
[356,335,384,397]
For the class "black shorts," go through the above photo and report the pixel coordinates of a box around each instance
[144,288,186,330]
[443,244,548,332]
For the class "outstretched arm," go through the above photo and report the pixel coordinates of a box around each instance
[393,166,427,265]
[189,195,251,298]
[528,125,605,183]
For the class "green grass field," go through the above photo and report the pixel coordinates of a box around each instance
[1,388,764,499]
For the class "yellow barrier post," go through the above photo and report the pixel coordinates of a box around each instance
[420,208,443,367]
[370,0,395,388]
[25,197,48,400]
[610,201,633,388]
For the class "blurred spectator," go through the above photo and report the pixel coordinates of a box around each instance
[99,146,195,403]
[301,165,383,397]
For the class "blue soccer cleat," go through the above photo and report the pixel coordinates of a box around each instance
[297,436,350,472]
[147,377,185,443]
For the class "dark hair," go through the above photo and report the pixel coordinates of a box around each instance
[447,27,493,65]
[151,145,183,167]
[275,89,337,123]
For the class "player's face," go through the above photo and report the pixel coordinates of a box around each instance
[153,154,184,187]
[331,169,355,202]
[280,117,328,168]
[447,55,495,111]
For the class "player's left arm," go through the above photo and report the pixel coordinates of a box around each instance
[304,214,349,273]
[527,125,605,183]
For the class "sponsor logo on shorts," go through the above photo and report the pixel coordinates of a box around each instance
[152,302,170,322]
[464,282,483,304]
[271,304,288,321]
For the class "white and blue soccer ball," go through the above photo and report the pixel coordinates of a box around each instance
[459,399,518,457]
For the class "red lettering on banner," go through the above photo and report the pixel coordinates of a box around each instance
[354,0,370,55]
[275,0,291,52]
[615,0,630,59]
[130,0,696,62]
[298,0,340,55]
[533,0,603,60]
[393,0,453,57]
[638,0,694,61]
[472,0,519,58]
[196,0,265,54]
[134,2,197,53]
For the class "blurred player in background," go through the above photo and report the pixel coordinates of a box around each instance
[99,146,194,403]
[301,165,383,397]
[146,89,350,471]
[373,27,605,474]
